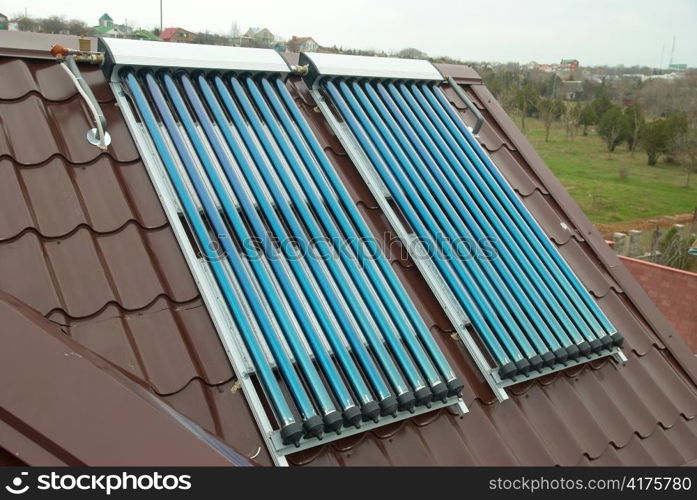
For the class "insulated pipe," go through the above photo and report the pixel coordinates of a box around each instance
[446,76,483,135]
[324,79,520,377]
[425,84,619,348]
[141,72,324,438]
[221,74,415,413]
[123,72,303,446]
[255,77,448,401]
[378,81,578,359]
[60,56,110,150]
[336,79,540,368]
[272,78,463,396]
[247,76,443,406]
[391,82,589,354]
[200,74,399,417]
[357,80,558,365]
[161,72,346,432]
[178,73,369,427]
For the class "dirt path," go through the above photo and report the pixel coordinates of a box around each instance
[596,212,696,239]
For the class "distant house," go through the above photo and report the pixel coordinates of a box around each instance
[133,30,162,42]
[0,13,8,31]
[560,58,580,71]
[287,36,320,53]
[242,27,275,47]
[159,27,196,43]
[94,13,133,38]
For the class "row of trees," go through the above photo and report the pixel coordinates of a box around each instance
[12,15,95,36]
[490,67,697,184]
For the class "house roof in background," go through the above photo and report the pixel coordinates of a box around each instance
[0,32,696,466]
[159,27,189,41]
[620,256,697,353]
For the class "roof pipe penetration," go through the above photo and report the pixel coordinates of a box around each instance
[51,43,111,150]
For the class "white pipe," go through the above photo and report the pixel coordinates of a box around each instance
[59,60,108,150]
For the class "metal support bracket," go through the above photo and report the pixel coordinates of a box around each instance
[447,77,484,135]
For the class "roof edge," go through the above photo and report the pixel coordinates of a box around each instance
[0,290,254,466]
[433,62,482,84]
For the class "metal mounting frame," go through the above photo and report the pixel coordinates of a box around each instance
[310,82,627,403]
[113,78,467,464]
[113,81,290,465]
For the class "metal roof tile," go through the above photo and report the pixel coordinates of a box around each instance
[54,297,235,395]
[0,58,113,102]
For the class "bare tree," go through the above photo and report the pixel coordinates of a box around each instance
[674,127,697,187]
[515,84,537,132]
[538,98,563,142]
[12,15,37,32]
[624,102,643,156]
[564,102,581,141]
[230,21,241,38]
[41,15,67,34]
[396,47,428,59]
[66,18,94,36]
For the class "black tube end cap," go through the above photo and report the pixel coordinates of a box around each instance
[342,406,361,428]
[322,410,343,434]
[529,354,544,371]
[414,386,433,407]
[577,340,595,356]
[360,401,380,422]
[431,381,448,402]
[566,344,581,360]
[600,334,614,349]
[610,332,624,347]
[396,391,416,412]
[280,422,304,446]
[588,339,603,353]
[553,347,568,363]
[499,362,517,380]
[379,395,399,416]
[515,358,531,375]
[302,415,324,439]
[446,378,465,397]
[541,351,556,367]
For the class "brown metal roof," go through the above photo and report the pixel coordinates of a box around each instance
[0,290,251,466]
[0,33,696,466]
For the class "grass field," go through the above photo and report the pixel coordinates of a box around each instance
[519,118,696,224]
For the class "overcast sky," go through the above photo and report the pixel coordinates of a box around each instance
[10,0,697,66]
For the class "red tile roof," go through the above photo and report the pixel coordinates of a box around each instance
[159,28,184,41]
[620,256,697,352]
[0,32,696,466]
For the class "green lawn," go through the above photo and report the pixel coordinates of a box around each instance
[519,118,696,224]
